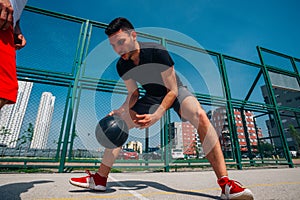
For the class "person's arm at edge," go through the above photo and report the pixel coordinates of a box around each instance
[14,20,27,50]
[0,0,13,30]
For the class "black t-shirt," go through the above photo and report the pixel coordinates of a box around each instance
[117,42,183,97]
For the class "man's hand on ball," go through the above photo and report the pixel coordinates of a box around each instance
[134,114,159,129]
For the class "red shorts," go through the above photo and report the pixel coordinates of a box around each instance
[0,26,18,104]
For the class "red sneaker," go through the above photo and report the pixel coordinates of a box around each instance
[218,176,254,200]
[69,170,107,191]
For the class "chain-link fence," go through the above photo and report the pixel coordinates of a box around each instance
[0,6,299,172]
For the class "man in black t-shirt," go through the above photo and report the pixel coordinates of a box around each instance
[115,41,192,119]
[70,17,254,200]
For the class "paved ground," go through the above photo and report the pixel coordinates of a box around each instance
[0,167,300,200]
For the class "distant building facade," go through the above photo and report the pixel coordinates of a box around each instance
[30,92,55,149]
[170,122,203,157]
[208,107,263,157]
[0,81,33,147]
[261,85,300,151]
[126,141,143,154]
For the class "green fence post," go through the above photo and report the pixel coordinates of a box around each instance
[241,108,254,165]
[218,54,242,169]
[58,20,90,172]
[163,110,171,172]
[55,83,72,160]
[257,46,294,168]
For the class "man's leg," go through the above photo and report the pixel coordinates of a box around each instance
[178,95,254,199]
[178,96,227,178]
[70,109,139,190]
[98,109,138,176]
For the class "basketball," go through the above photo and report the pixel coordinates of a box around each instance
[95,115,129,149]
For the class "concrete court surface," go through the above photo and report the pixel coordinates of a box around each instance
[0,167,300,200]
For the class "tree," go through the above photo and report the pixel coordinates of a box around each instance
[289,125,300,148]
[258,141,273,157]
[0,126,12,147]
[10,123,34,149]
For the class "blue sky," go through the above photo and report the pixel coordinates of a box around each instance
[26,0,300,62]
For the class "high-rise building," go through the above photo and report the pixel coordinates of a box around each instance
[170,122,203,157]
[30,92,55,149]
[261,85,300,151]
[233,109,263,153]
[209,107,263,157]
[0,81,33,148]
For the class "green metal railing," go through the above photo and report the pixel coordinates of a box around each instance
[0,6,299,172]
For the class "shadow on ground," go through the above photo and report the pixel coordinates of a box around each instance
[0,180,54,200]
[70,180,220,199]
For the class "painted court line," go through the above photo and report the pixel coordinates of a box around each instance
[109,175,149,200]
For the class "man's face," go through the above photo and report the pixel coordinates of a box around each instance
[108,29,137,60]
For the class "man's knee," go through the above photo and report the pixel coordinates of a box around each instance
[186,108,207,127]
[196,108,210,126]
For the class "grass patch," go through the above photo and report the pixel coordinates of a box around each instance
[110,168,123,173]
[0,167,54,173]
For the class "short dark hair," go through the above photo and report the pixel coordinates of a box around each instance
[105,17,135,36]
